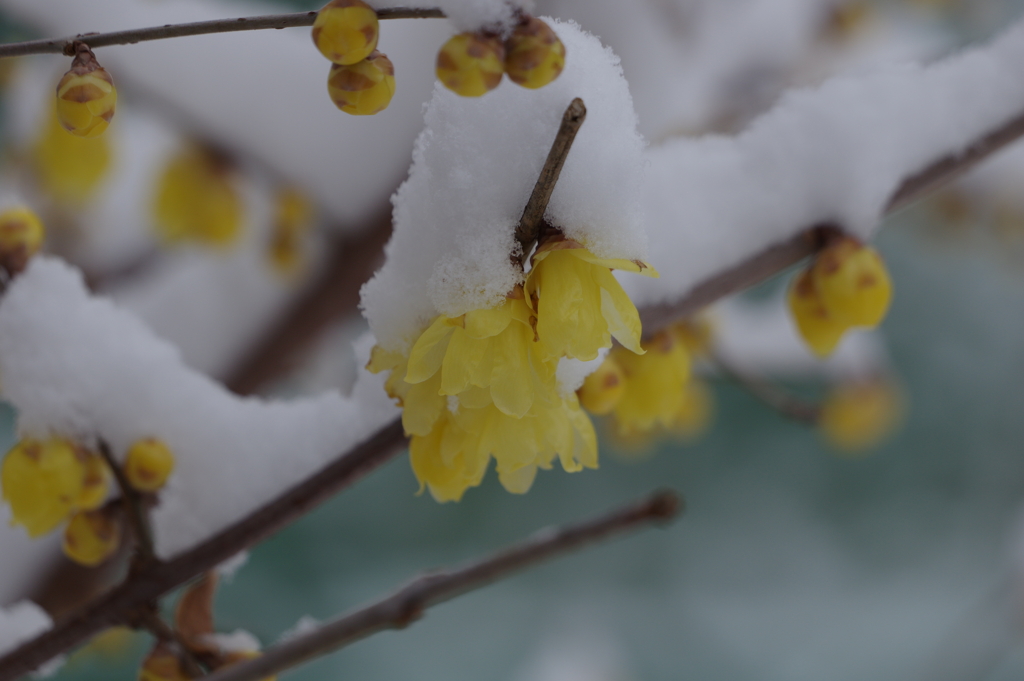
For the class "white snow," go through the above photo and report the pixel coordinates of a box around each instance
[0,257,399,558]
[361,19,647,352]
[628,17,1024,310]
[0,601,50,658]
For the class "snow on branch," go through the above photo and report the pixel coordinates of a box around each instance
[630,16,1024,314]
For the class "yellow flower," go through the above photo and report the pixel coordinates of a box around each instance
[77,451,110,511]
[152,146,243,247]
[404,290,559,420]
[62,508,121,567]
[311,0,379,66]
[56,49,116,138]
[577,354,626,416]
[410,396,596,502]
[1,438,86,538]
[525,237,657,362]
[436,32,505,98]
[268,188,314,278]
[820,379,903,453]
[610,330,691,435]
[504,17,566,90]
[666,379,713,440]
[811,237,892,328]
[32,105,112,204]
[124,438,176,492]
[787,268,847,358]
[327,51,396,116]
[0,206,46,275]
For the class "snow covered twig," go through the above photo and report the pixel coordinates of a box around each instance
[0,8,446,59]
[201,490,681,681]
[516,97,588,255]
[639,102,1024,337]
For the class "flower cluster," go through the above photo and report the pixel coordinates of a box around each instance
[437,16,566,97]
[313,0,396,116]
[369,235,657,501]
[1,436,176,566]
[578,319,713,445]
[788,235,892,357]
[152,145,243,248]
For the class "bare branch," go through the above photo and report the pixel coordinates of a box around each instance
[98,440,156,569]
[132,607,205,679]
[225,211,392,395]
[0,420,406,681]
[711,353,820,425]
[201,490,681,681]
[640,105,1024,338]
[516,98,588,256]
[0,8,446,60]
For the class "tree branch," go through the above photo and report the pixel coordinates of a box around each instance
[640,105,1024,338]
[201,490,681,681]
[0,8,446,59]
[516,98,588,256]
[710,353,821,425]
[98,440,156,569]
[0,419,407,681]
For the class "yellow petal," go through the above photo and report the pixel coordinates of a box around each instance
[401,374,445,436]
[464,301,512,339]
[366,345,403,374]
[594,268,644,354]
[405,317,457,384]
[489,324,534,418]
[497,464,538,494]
[569,249,660,278]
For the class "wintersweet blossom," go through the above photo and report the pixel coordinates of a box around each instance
[525,236,658,362]
[369,238,655,501]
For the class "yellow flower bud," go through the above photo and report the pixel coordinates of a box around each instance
[312,0,379,65]
[124,438,176,493]
[578,356,626,416]
[436,32,505,97]
[811,237,892,328]
[820,379,903,453]
[77,451,110,511]
[1,438,85,538]
[668,380,713,440]
[0,206,45,275]
[62,508,121,567]
[32,105,112,204]
[56,44,116,138]
[139,643,191,681]
[152,146,243,247]
[504,17,565,90]
[268,188,314,278]
[787,268,848,358]
[327,51,396,116]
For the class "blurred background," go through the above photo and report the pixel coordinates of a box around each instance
[4,0,1024,679]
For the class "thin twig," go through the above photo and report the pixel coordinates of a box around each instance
[0,420,407,681]
[201,491,681,681]
[516,98,588,257]
[98,440,157,569]
[133,607,205,678]
[711,352,821,425]
[640,104,1024,338]
[0,8,446,59]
